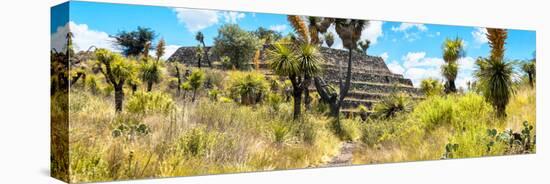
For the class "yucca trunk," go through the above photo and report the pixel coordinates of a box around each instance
[528,72,534,88]
[114,84,124,112]
[292,87,303,120]
[445,80,457,93]
[192,90,197,102]
[146,81,153,92]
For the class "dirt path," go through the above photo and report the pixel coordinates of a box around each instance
[326,142,356,167]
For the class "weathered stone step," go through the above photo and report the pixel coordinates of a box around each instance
[346,91,424,100]
[326,80,421,95]
[341,98,378,109]
[322,68,412,86]
[341,108,373,117]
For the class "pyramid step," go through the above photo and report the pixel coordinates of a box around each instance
[322,68,413,86]
[326,80,422,95]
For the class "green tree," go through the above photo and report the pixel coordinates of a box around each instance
[195,31,211,67]
[252,27,282,46]
[441,37,465,93]
[94,49,137,111]
[475,28,514,118]
[139,58,163,92]
[113,27,156,57]
[155,38,166,61]
[187,69,206,102]
[212,24,260,69]
[420,78,443,96]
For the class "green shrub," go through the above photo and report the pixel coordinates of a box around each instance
[176,127,218,158]
[267,92,283,111]
[125,91,175,115]
[340,118,362,141]
[413,95,454,129]
[271,121,292,145]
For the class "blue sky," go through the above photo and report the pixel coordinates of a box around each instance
[51,1,536,88]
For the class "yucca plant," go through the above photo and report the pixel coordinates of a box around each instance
[187,69,206,102]
[475,28,514,117]
[267,40,323,119]
[139,59,163,92]
[324,32,335,48]
[441,37,465,93]
[195,31,211,67]
[94,48,137,111]
[475,57,514,118]
[229,72,269,105]
[521,60,536,88]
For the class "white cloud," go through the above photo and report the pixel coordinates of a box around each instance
[387,60,405,75]
[269,24,287,32]
[51,22,70,52]
[458,57,475,71]
[172,8,247,32]
[388,52,474,89]
[173,8,219,32]
[391,23,428,32]
[472,27,488,45]
[222,11,246,24]
[362,20,384,45]
[51,21,116,52]
[162,45,182,60]
[391,23,429,42]
[380,52,389,61]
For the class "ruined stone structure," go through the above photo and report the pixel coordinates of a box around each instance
[168,46,421,114]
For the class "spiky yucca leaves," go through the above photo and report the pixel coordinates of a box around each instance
[195,31,211,67]
[475,57,514,118]
[521,60,536,88]
[297,43,322,77]
[268,42,299,76]
[228,72,269,105]
[267,40,324,119]
[486,28,508,61]
[441,37,465,93]
[139,59,163,92]
[334,19,367,50]
[287,15,310,43]
[187,69,206,102]
[420,78,444,96]
[373,92,413,119]
[94,48,137,111]
[357,39,371,54]
[324,32,335,48]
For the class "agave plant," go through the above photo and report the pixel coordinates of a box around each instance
[372,92,412,119]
